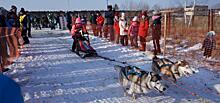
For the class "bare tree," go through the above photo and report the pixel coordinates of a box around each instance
[152,4,161,11]
[114,4,119,11]
[137,0,149,10]
[120,0,149,10]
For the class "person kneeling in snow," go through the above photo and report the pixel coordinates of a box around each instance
[71,18,87,53]
[202,31,216,59]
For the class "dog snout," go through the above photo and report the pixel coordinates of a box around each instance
[192,71,196,74]
[163,87,166,91]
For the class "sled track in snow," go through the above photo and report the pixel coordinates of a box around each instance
[5,30,220,103]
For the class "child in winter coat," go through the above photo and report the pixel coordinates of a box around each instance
[202,31,216,59]
[96,12,104,37]
[128,16,139,49]
[138,10,149,51]
[114,13,120,44]
[119,12,128,46]
[71,18,87,52]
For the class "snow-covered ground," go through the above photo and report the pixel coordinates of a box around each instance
[4,29,220,103]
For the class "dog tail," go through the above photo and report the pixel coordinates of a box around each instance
[115,65,126,86]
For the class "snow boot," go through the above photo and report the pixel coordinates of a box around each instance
[139,43,146,51]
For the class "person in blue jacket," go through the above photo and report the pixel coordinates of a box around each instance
[0,74,24,103]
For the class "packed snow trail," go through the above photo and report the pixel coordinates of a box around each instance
[5,29,220,103]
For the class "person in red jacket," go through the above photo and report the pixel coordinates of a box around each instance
[138,10,149,51]
[71,18,87,52]
[114,12,120,44]
[96,12,104,37]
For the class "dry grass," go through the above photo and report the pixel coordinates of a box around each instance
[164,14,220,54]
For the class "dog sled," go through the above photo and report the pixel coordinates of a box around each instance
[72,30,97,58]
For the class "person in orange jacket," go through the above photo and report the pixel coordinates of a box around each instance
[138,10,149,51]
[71,18,87,52]
[114,12,120,44]
[96,12,104,37]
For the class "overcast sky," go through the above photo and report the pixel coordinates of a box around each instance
[0,0,219,11]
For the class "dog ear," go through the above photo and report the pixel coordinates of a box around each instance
[150,72,160,82]
[150,72,155,76]
[178,60,189,66]
[151,75,159,82]
[177,61,182,65]
[126,66,132,70]
[156,74,162,80]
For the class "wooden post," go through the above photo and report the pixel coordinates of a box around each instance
[168,12,171,35]
[208,10,210,31]
[210,9,214,31]
[163,13,167,57]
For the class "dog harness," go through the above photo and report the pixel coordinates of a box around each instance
[127,66,142,77]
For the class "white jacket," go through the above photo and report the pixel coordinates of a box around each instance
[119,19,128,36]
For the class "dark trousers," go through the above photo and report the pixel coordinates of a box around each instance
[115,34,119,44]
[108,25,114,41]
[72,36,77,52]
[67,23,72,32]
[120,35,128,46]
[153,39,161,54]
[204,48,212,57]
[130,35,138,48]
[22,29,29,44]
[27,27,31,37]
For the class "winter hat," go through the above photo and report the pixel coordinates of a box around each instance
[132,16,138,22]
[11,5,17,10]
[121,12,125,19]
[75,17,82,24]
[20,8,25,13]
[107,5,112,10]
[10,5,17,13]
[207,31,216,36]
[121,12,125,17]
[19,8,26,15]
[152,16,160,21]
[81,18,86,24]
[153,11,160,15]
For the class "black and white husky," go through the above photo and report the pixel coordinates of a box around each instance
[114,65,166,99]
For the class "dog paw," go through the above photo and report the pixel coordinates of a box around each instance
[132,94,137,100]
[124,92,127,96]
